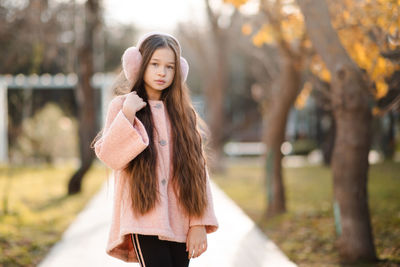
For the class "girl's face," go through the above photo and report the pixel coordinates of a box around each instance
[143,47,176,100]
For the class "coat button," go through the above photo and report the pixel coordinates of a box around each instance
[154,103,162,109]
[161,179,167,185]
[159,139,167,146]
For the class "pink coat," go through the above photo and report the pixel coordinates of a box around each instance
[94,93,219,263]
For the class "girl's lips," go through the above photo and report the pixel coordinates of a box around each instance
[155,80,165,84]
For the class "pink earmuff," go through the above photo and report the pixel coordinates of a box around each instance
[122,32,189,84]
[122,46,142,84]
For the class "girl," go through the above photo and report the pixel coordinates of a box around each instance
[92,32,218,267]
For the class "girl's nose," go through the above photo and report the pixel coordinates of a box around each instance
[157,67,167,76]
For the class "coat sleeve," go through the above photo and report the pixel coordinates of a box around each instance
[94,96,149,171]
[189,167,219,234]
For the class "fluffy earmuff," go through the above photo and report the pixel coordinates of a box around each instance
[122,46,142,84]
[122,32,189,84]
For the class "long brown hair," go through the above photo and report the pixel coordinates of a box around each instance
[122,34,208,217]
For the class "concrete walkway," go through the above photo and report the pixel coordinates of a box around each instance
[38,175,297,267]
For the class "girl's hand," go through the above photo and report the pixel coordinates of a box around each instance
[122,91,146,123]
[186,225,207,259]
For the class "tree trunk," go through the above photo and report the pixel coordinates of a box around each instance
[321,111,335,165]
[68,0,100,195]
[205,37,228,171]
[381,111,395,159]
[322,116,335,165]
[297,0,377,262]
[204,0,229,172]
[264,53,302,217]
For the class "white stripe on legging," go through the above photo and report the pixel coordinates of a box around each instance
[131,234,146,267]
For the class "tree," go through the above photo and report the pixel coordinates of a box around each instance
[297,0,377,262]
[68,0,101,194]
[177,0,240,171]
[294,0,400,163]
[201,0,232,171]
[178,14,265,155]
[329,0,400,160]
[225,0,310,217]
[0,0,75,74]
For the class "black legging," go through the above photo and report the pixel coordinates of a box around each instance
[131,233,190,267]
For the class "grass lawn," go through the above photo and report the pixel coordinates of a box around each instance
[0,163,109,267]
[212,158,400,267]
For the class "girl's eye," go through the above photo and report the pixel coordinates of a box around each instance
[151,63,158,66]
[168,66,174,69]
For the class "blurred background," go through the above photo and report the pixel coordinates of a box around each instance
[0,0,399,266]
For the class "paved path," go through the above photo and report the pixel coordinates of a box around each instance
[38,175,297,267]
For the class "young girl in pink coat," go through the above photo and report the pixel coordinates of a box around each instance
[92,32,218,267]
